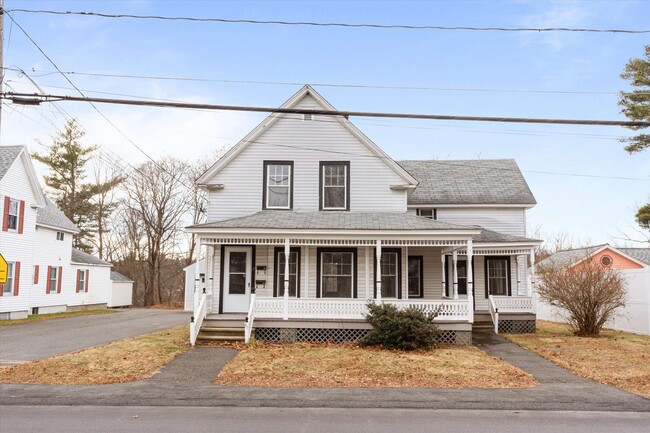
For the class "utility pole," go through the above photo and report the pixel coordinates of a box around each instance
[0,0,4,133]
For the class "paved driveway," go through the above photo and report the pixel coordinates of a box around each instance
[0,309,190,365]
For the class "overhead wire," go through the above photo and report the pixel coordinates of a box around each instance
[6,8,650,34]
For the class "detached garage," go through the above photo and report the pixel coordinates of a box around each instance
[109,271,134,308]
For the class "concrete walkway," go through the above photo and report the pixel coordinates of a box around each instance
[0,309,190,365]
[1,330,648,411]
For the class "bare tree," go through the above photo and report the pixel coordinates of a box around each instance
[123,157,191,306]
[90,159,124,260]
[536,258,627,336]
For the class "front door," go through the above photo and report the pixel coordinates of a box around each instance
[222,246,253,313]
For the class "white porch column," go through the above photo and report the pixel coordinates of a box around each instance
[365,246,371,300]
[283,238,290,320]
[441,253,446,298]
[516,255,524,296]
[207,244,214,296]
[466,240,474,323]
[452,250,459,300]
[375,240,382,303]
[303,246,309,299]
[529,248,537,313]
[404,246,409,299]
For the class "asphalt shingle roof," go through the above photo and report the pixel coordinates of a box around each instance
[71,248,112,266]
[36,197,79,233]
[472,228,540,244]
[189,211,476,231]
[398,159,537,206]
[0,146,23,180]
[111,271,133,282]
[619,248,650,266]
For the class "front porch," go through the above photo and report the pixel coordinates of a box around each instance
[188,230,539,345]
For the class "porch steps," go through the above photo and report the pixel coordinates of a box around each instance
[197,326,246,342]
[472,321,496,332]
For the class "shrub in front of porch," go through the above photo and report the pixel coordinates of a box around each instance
[361,302,439,350]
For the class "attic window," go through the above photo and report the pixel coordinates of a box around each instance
[303,113,313,121]
[600,255,613,267]
[56,231,65,241]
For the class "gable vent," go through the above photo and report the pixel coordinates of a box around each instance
[303,113,313,121]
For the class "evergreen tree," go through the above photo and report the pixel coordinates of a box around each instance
[33,119,99,251]
[619,45,650,153]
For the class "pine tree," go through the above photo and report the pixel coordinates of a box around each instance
[619,45,650,153]
[33,119,99,251]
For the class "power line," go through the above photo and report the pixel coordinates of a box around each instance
[2,66,635,96]
[3,90,649,128]
[7,8,650,34]
[4,10,193,190]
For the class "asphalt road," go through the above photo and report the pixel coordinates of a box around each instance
[1,406,648,433]
[0,309,190,364]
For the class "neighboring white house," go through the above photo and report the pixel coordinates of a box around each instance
[109,271,134,308]
[184,259,206,311]
[0,145,125,319]
[536,244,650,335]
[186,85,542,345]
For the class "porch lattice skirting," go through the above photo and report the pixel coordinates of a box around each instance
[254,328,472,345]
[498,320,536,334]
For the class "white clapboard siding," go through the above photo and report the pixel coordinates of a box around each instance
[30,227,74,309]
[436,207,526,237]
[207,95,407,221]
[0,156,38,317]
[69,264,112,307]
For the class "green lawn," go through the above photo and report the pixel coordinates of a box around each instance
[0,309,116,327]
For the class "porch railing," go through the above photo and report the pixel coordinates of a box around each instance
[190,290,207,347]
[252,298,470,322]
[491,295,534,313]
[488,295,499,334]
[244,293,257,344]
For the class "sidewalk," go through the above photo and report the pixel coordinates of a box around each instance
[1,333,648,411]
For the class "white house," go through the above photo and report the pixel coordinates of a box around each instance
[0,145,126,319]
[186,86,542,345]
[536,244,650,335]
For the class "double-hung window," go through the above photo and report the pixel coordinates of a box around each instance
[77,270,87,293]
[263,161,293,209]
[320,162,349,210]
[274,248,300,297]
[375,249,401,298]
[3,262,14,295]
[485,257,510,297]
[7,199,19,230]
[48,267,59,294]
[319,249,356,298]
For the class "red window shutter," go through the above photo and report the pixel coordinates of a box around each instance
[46,266,52,294]
[85,270,89,292]
[18,201,25,234]
[76,269,80,293]
[13,262,20,296]
[57,267,63,293]
[0,283,3,296]
[2,196,9,232]
[34,265,39,285]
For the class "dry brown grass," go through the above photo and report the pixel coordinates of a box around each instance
[215,342,537,388]
[0,327,189,384]
[0,310,115,327]
[505,320,650,399]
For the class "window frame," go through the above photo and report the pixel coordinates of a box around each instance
[56,231,65,241]
[484,256,511,297]
[48,267,59,294]
[316,247,357,298]
[319,161,350,211]
[273,247,301,297]
[3,262,15,295]
[78,269,86,293]
[407,256,424,298]
[262,161,294,210]
[373,248,402,299]
[7,198,19,231]
[416,208,437,220]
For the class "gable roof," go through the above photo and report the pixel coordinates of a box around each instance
[111,271,133,282]
[0,145,47,207]
[71,248,112,266]
[619,248,650,266]
[539,244,647,268]
[196,85,418,187]
[398,159,536,206]
[37,197,79,233]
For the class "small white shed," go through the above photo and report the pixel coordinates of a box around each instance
[109,271,134,308]
[183,259,206,311]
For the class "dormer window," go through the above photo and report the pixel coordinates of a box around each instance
[320,162,350,211]
[263,161,293,210]
[416,208,436,220]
